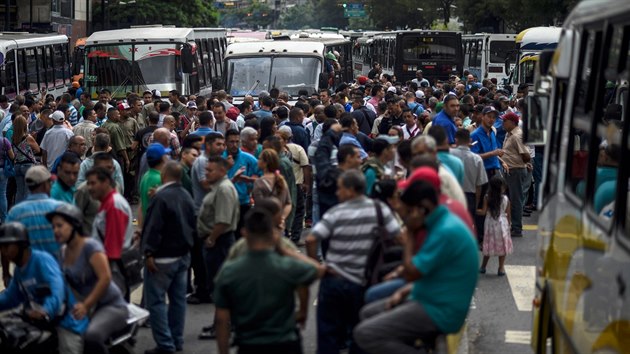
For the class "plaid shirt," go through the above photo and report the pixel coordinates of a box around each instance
[6,194,62,259]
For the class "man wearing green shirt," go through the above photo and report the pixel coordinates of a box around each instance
[102,107,130,173]
[179,147,199,196]
[214,206,325,354]
[50,152,80,203]
[139,143,169,224]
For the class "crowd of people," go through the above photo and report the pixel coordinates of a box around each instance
[0,68,540,354]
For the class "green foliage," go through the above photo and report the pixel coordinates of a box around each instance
[94,0,219,30]
[364,0,440,30]
[219,2,274,29]
[312,0,348,29]
[278,3,315,30]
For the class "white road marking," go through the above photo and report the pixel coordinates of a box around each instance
[505,330,531,345]
[505,265,536,312]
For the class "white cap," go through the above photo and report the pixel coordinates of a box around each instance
[51,111,65,122]
[387,86,397,94]
[415,90,425,99]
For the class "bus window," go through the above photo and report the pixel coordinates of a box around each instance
[63,43,71,85]
[402,36,458,60]
[45,46,55,89]
[53,44,65,87]
[489,40,514,64]
[473,40,482,67]
[17,49,28,94]
[195,40,206,88]
[3,50,17,99]
[36,47,47,91]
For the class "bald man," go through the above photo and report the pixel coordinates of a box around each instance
[137,127,172,188]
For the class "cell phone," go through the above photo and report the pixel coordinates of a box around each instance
[471,141,478,146]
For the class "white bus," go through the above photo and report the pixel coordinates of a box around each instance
[0,32,71,101]
[506,26,561,93]
[462,33,516,83]
[84,26,227,99]
[224,36,352,102]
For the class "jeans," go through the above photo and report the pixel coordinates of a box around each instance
[317,274,366,354]
[145,254,191,351]
[14,163,31,205]
[505,167,528,235]
[464,192,476,221]
[236,204,251,240]
[203,231,235,295]
[189,235,209,298]
[290,186,305,242]
[354,299,440,354]
[364,278,406,304]
[84,304,128,354]
[0,172,7,223]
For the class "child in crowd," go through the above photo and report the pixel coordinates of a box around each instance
[477,175,512,276]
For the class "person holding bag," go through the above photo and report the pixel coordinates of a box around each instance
[11,115,40,204]
[46,203,128,354]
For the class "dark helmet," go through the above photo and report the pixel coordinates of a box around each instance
[46,203,84,233]
[0,222,29,245]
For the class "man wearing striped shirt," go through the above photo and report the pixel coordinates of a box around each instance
[306,170,400,354]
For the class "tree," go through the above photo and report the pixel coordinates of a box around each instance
[365,0,439,30]
[312,0,348,29]
[93,0,218,31]
[278,3,316,30]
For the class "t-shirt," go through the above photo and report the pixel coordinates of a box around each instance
[214,250,317,345]
[139,168,162,218]
[286,143,309,184]
[437,151,464,185]
[50,180,76,203]
[134,126,158,156]
[410,205,478,333]
[223,150,261,206]
[63,238,126,308]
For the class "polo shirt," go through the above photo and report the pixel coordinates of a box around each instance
[92,190,133,260]
[214,250,316,345]
[6,194,61,258]
[197,176,240,237]
[470,126,501,171]
[253,109,272,121]
[51,180,76,203]
[223,149,261,206]
[139,168,162,218]
[432,110,458,145]
[312,197,400,284]
[437,151,464,185]
[410,205,478,333]
[189,126,215,138]
[502,127,528,169]
[450,146,488,194]
[340,132,368,160]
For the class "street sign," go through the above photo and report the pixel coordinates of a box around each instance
[344,8,366,18]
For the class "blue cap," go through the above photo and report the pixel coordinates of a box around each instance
[146,143,171,162]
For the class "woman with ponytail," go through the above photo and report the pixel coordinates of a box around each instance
[253,149,292,228]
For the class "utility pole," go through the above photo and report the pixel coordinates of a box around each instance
[29,0,33,31]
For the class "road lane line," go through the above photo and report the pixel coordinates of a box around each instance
[505,265,535,312]
[505,330,531,344]
[523,224,538,231]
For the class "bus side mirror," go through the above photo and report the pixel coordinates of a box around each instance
[181,45,194,74]
[523,95,548,145]
[212,76,224,91]
[538,49,554,76]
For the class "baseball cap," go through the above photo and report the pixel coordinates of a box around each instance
[397,166,441,191]
[226,106,240,120]
[146,143,171,162]
[387,86,397,94]
[187,101,198,109]
[498,95,510,102]
[25,165,52,187]
[117,102,130,110]
[51,111,65,122]
[357,76,368,85]
[482,106,499,115]
[503,112,520,124]
[415,90,425,99]
[152,89,161,99]
[376,135,400,145]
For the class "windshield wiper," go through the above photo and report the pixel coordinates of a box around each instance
[245,80,260,96]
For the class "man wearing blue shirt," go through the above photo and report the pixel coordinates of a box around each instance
[253,96,274,121]
[189,111,215,138]
[339,115,368,160]
[431,95,460,145]
[354,180,478,352]
[222,129,261,236]
[0,222,88,353]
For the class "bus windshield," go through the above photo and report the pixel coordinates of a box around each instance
[402,36,458,60]
[226,56,321,97]
[85,43,183,98]
[489,40,515,63]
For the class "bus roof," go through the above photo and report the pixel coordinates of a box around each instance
[0,32,68,52]
[225,40,327,57]
[563,0,630,26]
[515,27,562,50]
[86,27,226,45]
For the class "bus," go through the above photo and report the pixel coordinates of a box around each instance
[0,32,72,101]
[506,26,561,94]
[353,30,463,84]
[462,33,516,83]
[223,36,352,102]
[72,37,87,82]
[525,0,630,353]
[83,26,227,99]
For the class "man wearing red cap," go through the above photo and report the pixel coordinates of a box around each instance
[501,112,530,237]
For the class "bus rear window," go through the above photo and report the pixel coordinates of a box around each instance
[402,37,457,60]
[489,40,515,63]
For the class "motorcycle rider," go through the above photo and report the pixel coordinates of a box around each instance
[0,222,87,354]
[46,203,128,354]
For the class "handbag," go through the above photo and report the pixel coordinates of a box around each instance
[3,139,15,178]
[118,246,144,288]
[364,200,397,287]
